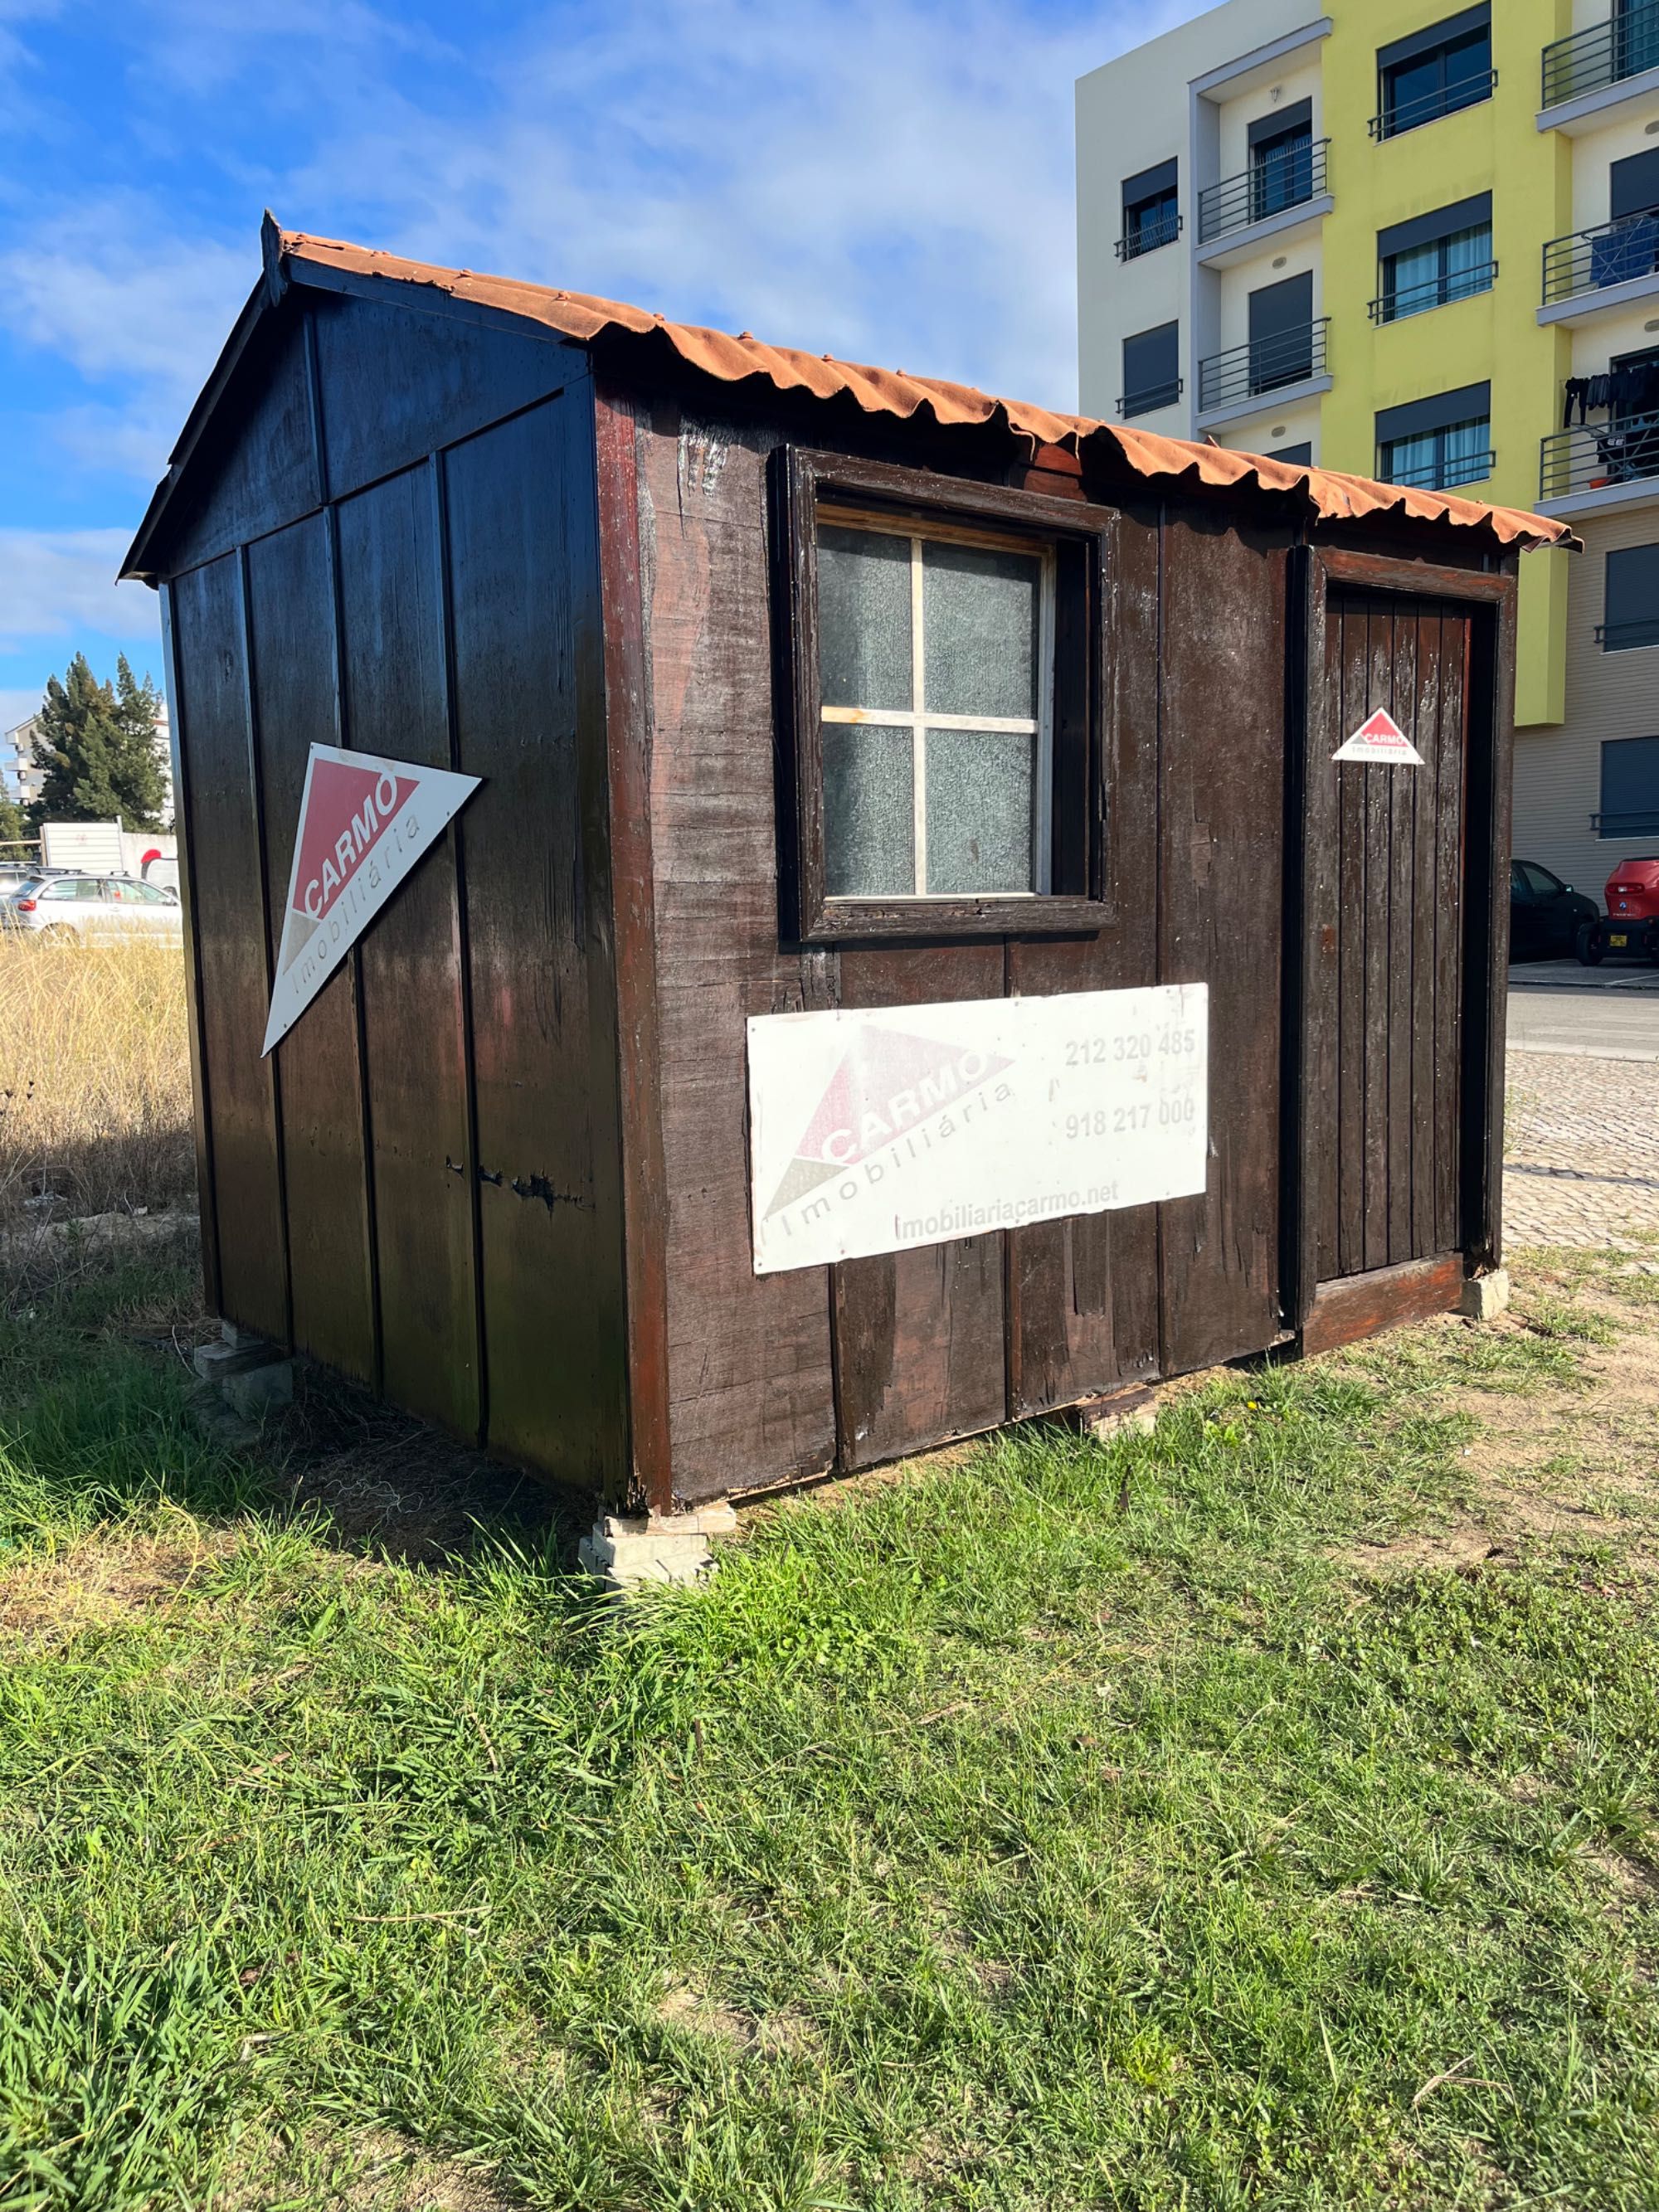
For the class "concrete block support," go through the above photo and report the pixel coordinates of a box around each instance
[1073,1384,1159,1443]
[1460,1269,1511,1322]
[579,1504,739,1592]
[192,1325,294,1419]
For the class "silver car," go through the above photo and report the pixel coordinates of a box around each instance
[1,870,182,940]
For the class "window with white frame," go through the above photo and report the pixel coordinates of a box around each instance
[816,512,1054,901]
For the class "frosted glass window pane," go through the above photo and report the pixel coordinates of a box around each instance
[824,723,915,896]
[922,542,1039,719]
[925,729,1034,894]
[818,527,912,711]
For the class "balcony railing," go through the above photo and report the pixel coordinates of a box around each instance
[1119,377,1182,420]
[1197,139,1329,245]
[1542,207,1659,304]
[1382,448,1496,493]
[1596,615,1659,648]
[1542,0,1659,107]
[1368,259,1498,323]
[1116,209,1183,261]
[1198,318,1329,414]
[1369,70,1496,140]
[1592,809,1659,837]
[1540,411,1659,499]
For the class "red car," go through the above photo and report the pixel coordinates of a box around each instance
[1601,857,1659,963]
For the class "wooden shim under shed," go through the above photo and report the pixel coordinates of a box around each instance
[1302,1252,1464,1356]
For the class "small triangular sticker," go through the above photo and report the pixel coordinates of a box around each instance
[1333,707,1425,766]
[260,744,482,1056]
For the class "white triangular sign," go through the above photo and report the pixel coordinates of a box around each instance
[260,743,482,1057]
[1333,707,1424,766]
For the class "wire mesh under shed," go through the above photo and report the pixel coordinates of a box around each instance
[120,220,1574,1519]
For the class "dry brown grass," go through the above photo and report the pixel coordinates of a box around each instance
[0,932,194,1226]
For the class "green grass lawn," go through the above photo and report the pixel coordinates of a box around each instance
[1,1241,1657,2210]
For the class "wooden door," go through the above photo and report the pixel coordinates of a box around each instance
[1292,552,1515,1348]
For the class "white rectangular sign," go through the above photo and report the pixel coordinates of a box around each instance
[747,984,1208,1275]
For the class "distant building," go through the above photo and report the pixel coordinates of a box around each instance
[1077,0,1659,889]
[0,700,173,823]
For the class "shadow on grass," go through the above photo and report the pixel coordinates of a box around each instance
[0,1222,584,1577]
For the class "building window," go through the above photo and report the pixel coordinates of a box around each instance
[1600,543,1659,651]
[1119,158,1180,260]
[1374,5,1493,140]
[1248,101,1314,223]
[1267,441,1314,465]
[1599,735,1659,838]
[1374,192,1495,323]
[1248,271,1316,392]
[779,451,1108,942]
[1121,322,1180,417]
[1377,381,1494,492]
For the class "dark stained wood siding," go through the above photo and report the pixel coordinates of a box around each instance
[628,411,1295,1502]
[169,554,288,1341]
[444,398,627,1488]
[1316,588,1470,1283]
[245,514,377,1381]
[158,289,628,1493]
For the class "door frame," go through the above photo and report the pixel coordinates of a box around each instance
[1283,543,1519,1338]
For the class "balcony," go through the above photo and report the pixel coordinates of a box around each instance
[1592,807,1659,837]
[1539,412,1659,502]
[1369,259,1498,324]
[1541,207,1659,307]
[1381,448,1496,493]
[1595,614,1659,648]
[1542,1,1659,109]
[1197,139,1329,246]
[1116,208,1182,262]
[1369,70,1496,141]
[1198,319,1329,416]
[1119,376,1182,421]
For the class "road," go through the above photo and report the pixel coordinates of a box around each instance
[1506,959,1659,1062]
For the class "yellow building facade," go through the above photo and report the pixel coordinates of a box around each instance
[1077,0,1659,889]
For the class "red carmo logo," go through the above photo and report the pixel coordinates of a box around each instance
[765,1024,1013,1218]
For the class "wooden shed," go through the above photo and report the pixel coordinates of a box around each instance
[121,219,1574,1522]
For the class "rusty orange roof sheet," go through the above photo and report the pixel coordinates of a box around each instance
[272,228,1568,553]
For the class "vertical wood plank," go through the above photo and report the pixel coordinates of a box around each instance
[333,467,479,1437]
[1386,605,1418,1265]
[1157,515,1285,1371]
[158,584,221,1315]
[1334,599,1367,1279]
[625,403,838,1503]
[1408,604,1443,1263]
[595,387,676,1510]
[834,943,1009,1466]
[445,392,629,1490]
[1296,551,1339,1320]
[1005,504,1160,1413]
[1435,611,1469,1256]
[245,514,377,1380]
[1472,581,1518,1266]
[1361,596,1394,1274]
[169,556,287,1339]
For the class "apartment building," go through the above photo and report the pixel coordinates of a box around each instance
[0,715,46,812]
[1077,0,1659,895]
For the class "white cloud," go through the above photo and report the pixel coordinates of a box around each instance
[0,686,43,732]
[0,530,159,649]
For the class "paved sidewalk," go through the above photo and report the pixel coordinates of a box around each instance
[1505,1048,1659,1247]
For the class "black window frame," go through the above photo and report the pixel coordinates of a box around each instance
[775,448,1114,944]
[1248,100,1316,223]
[1373,5,1494,139]
[1600,542,1659,651]
[1600,736,1659,837]
[1120,321,1181,419]
[1119,158,1181,261]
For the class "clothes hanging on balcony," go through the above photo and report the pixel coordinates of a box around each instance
[1563,359,1659,426]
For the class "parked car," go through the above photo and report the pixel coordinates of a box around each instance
[0,864,61,899]
[0,870,182,940]
[1601,856,1659,964]
[1508,858,1603,964]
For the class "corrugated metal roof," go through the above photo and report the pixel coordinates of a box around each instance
[273,226,1574,554]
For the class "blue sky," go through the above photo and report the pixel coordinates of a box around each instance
[0,0,1201,731]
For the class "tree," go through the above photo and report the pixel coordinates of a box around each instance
[0,790,26,853]
[27,653,168,832]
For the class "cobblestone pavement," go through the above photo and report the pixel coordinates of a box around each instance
[1506,1048,1659,1247]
